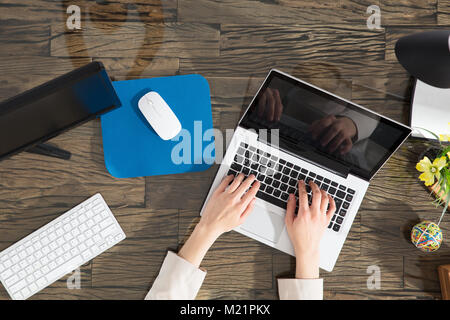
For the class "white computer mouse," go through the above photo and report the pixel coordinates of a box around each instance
[138,91,182,140]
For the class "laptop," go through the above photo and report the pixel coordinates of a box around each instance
[200,69,411,272]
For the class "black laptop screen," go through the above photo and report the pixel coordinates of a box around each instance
[240,70,411,181]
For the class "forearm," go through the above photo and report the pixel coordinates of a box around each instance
[295,252,320,279]
[178,223,219,268]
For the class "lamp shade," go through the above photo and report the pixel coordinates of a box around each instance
[395,30,450,88]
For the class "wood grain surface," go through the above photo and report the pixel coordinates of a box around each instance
[0,0,449,300]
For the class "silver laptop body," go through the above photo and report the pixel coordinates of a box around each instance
[201,69,411,271]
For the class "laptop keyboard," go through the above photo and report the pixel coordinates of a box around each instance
[227,142,355,232]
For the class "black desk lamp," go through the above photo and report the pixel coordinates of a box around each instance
[395,30,450,140]
[395,30,450,88]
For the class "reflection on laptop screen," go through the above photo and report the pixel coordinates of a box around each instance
[240,71,411,180]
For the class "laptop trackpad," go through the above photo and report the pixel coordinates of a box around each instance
[240,208,285,243]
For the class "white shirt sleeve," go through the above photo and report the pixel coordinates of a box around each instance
[277,278,323,300]
[339,109,378,142]
[145,251,207,300]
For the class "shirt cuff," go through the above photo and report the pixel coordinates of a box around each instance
[278,278,323,300]
[145,251,207,300]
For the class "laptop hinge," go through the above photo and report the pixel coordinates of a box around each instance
[257,136,350,179]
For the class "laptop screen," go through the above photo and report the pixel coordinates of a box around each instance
[239,70,411,181]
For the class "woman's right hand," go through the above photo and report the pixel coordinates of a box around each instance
[285,180,336,279]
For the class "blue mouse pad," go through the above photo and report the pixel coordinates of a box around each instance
[101,74,215,178]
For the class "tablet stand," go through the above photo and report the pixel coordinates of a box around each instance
[26,143,71,160]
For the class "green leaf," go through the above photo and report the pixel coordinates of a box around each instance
[437,190,450,226]
[414,127,443,144]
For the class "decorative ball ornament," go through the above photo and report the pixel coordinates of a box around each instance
[411,221,443,252]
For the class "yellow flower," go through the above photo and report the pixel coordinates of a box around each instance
[416,156,447,186]
[448,151,450,160]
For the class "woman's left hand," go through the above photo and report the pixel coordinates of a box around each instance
[178,173,260,267]
[198,173,260,239]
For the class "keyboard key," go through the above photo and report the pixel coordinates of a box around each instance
[286,162,293,168]
[331,181,338,187]
[305,184,312,193]
[324,178,331,184]
[288,187,295,194]
[290,170,298,179]
[234,155,244,163]
[265,186,274,194]
[333,224,340,232]
[1,269,13,280]
[309,172,316,178]
[301,168,308,174]
[293,165,300,171]
[343,202,350,210]
[288,178,297,187]
[230,163,242,172]
[101,225,117,239]
[5,274,18,286]
[280,184,288,191]
[339,209,347,217]
[273,190,281,197]
[316,175,324,181]
[346,194,353,202]
[282,167,291,175]
[264,177,273,185]
[281,193,289,201]
[10,279,27,294]
[336,190,346,199]
[328,222,333,229]
[279,159,286,165]
[348,188,355,195]
[339,185,346,191]
[227,169,237,178]
[336,216,344,224]
[251,162,259,170]
[334,198,343,212]
[328,187,337,195]
[256,191,287,209]
[267,161,276,169]
[237,147,245,155]
[272,180,280,188]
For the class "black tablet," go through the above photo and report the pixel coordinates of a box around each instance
[0,62,121,161]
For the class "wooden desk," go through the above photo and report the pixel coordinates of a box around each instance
[0,0,449,300]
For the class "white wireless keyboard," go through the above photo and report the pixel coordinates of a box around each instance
[0,193,126,300]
